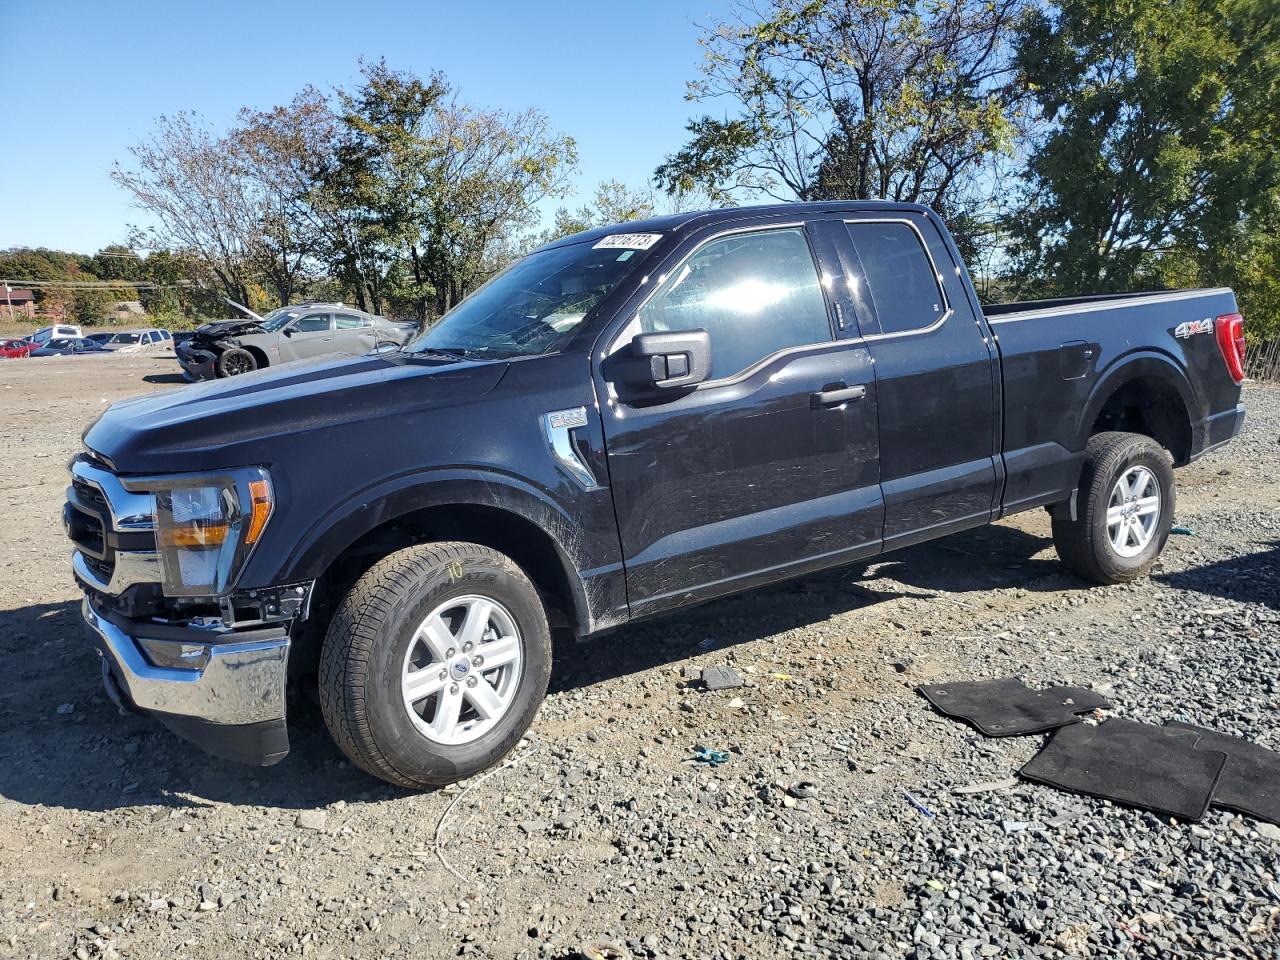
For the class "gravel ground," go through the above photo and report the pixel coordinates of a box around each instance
[1,353,1278,960]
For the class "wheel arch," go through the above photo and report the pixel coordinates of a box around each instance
[280,473,594,652]
[241,344,270,369]
[1080,352,1199,465]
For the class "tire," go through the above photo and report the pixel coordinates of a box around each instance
[318,542,551,789]
[1051,431,1175,584]
[217,347,257,377]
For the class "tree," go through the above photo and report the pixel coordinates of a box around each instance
[655,0,1030,230]
[1007,0,1280,299]
[112,113,260,306]
[332,61,578,320]
[539,180,658,244]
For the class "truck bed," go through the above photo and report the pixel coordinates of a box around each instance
[985,287,1245,517]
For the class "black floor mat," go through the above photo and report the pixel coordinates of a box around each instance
[917,677,1112,736]
[1020,719,1227,822]
[1165,722,1280,826]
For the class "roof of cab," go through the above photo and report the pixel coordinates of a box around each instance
[541,199,933,251]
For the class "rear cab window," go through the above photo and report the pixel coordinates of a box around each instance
[844,221,949,335]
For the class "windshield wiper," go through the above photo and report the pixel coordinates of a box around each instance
[411,346,478,362]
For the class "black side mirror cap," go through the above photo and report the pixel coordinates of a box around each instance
[612,329,712,392]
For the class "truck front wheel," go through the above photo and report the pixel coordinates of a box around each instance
[318,542,551,789]
[1051,431,1175,584]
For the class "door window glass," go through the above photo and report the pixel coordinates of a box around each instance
[845,222,947,334]
[335,313,371,329]
[636,227,831,380]
[292,314,331,333]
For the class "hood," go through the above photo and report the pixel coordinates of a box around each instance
[83,353,509,474]
[193,319,267,342]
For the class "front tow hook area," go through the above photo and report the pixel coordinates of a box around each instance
[99,654,141,716]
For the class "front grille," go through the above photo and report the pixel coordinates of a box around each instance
[67,458,156,594]
[83,554,115,583]
[72,476,107,510]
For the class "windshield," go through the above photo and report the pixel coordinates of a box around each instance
[404,238,656,359]
[110,333,141,344]
[259,307,301,332]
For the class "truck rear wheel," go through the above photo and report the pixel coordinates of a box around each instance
[1051,431,1175,584]
[318,542,551,789]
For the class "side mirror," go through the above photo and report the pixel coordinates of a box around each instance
[612,330,711,392]
[281,326,294,337]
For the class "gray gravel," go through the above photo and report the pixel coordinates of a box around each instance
[0,357,1277,960]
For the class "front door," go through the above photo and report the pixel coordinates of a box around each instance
[596,219,883,619]
[281,312,335,361]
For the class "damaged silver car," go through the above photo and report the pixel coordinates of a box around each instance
[175,302,417,380]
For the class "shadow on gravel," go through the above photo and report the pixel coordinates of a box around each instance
[0,523,1064,812]
[0,599,401,815]
[1157,540,1280,609]
[552,521,1068,694]
[142,372,188,384]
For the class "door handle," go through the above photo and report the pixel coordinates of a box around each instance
[810,384,866,408]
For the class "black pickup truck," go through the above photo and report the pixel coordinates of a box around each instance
[65,201,1247,788]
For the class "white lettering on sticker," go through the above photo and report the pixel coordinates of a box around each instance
[593,233,662,250]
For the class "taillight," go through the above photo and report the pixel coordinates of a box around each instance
[1215,312,1246,384]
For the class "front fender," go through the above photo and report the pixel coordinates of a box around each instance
[253,468,611,635]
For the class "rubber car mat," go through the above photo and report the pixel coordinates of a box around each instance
[1020,719,1227,822]
[1165,722,1280,826]
[917,677,1112,737]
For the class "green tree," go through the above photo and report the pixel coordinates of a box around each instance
[540,180,659,244]
[1008,0,1280,303]
[655,0,1030,231]
[332,60,577,320]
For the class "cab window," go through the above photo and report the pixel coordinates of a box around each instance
[292,314,331,334]
[635,227,831,380]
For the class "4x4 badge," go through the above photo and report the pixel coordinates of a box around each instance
[1174,318,1213,338]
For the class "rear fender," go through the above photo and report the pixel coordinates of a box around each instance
[1078,351,1201,456]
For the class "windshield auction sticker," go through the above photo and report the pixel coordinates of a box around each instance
[593,233,662,250]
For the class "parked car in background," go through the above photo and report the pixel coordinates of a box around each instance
[31,337,111,357]
[175,303,416,380]
[30,324,81,345]
[0,338,36,359]
[91,329,173,353]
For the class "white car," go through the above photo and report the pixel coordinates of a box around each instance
[30,324,82,345]
[87,329,173,353]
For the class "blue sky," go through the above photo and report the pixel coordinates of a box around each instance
[0,1,735,253]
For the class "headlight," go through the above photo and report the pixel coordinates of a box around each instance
[123,467,274,597]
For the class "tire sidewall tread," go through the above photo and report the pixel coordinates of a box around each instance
[1052,431,1175,585]
[318,541,551,790]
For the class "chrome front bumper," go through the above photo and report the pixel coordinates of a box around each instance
[82,598,289,727]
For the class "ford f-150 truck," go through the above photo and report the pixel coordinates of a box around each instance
[65,201,1247,789]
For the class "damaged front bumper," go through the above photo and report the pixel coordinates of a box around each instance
[81,596,292,765]
[175,344,218,381]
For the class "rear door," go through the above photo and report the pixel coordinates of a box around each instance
[281,312,335,361]
[596,217,882,618]
[837,213,999,549]
[333,312,378,354]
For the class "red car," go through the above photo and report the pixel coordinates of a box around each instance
[0,338,35,359]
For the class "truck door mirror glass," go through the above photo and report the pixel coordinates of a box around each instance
[608,330,711,393]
